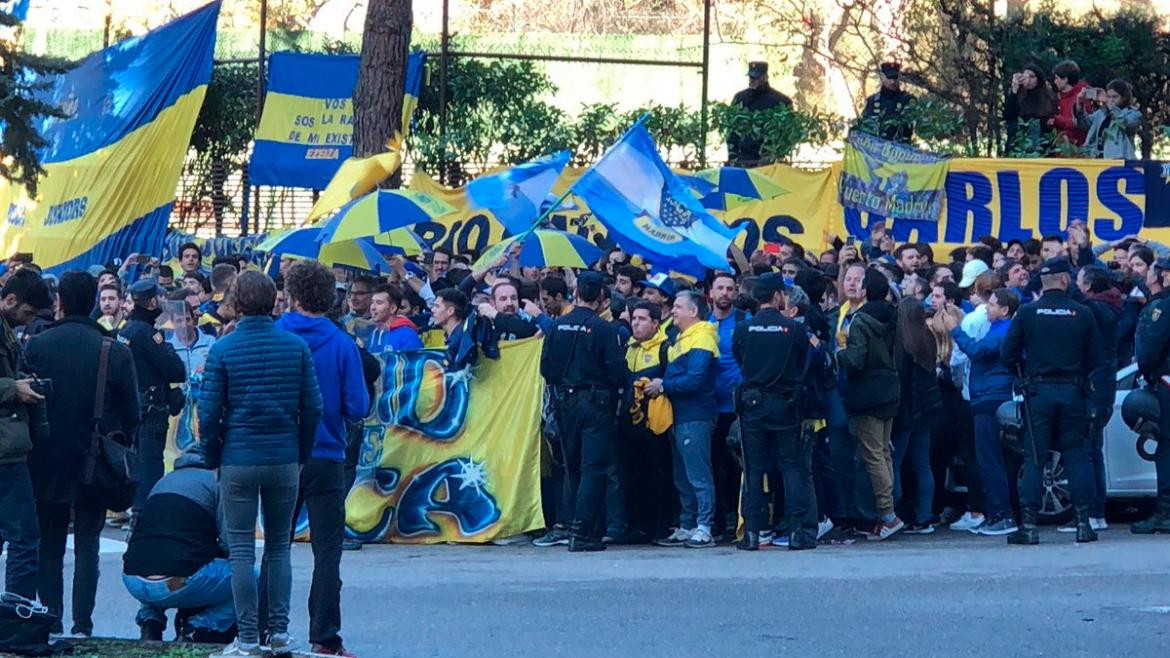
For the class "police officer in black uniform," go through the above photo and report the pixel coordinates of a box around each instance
[731,273,815,551]
[120,279,186,517]
[727,61,793,166]
[539,272,628,552]
[859,62,917,143]
[1131,258,1170,533]
[1002,259,1103,544]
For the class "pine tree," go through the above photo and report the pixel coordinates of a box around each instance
[0,9,71,197]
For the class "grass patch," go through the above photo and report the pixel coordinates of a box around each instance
[19,638,223,658]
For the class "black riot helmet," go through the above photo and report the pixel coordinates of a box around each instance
[1122,388,1162,461]
[996,400,1025,455]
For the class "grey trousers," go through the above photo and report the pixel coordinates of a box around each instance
[219,462,299,645]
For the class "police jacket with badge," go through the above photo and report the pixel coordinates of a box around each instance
[25,316,141,504]
[121,306,186,406]
[1002,288,1103,382]
[731,307,808,427]
[539,304,627,397]
[1135,288,1170,381]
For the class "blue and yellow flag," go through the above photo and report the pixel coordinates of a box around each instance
[305,50,427,221]
[346,338,545,543]
[840,131,950,223]
[248,53,361,190]
[0,2,220,273]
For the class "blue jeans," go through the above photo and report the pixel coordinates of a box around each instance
[892,425,935,524]
[973,412,1013,520]
[1088,407,1112,518]
[671,420,715,530]
[220,463,299,646]
[123,558,236,632]
[0,462,39,599]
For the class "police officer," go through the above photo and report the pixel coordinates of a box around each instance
[1131,258,1170,534]
[1002,259,1103,544]
[859,62,917,143]
[731,273,815,551]
[539,272,628,552]
[120,279,186,518]
[727,61,792,166]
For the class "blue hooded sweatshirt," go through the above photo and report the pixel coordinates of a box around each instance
[276,313,370,461]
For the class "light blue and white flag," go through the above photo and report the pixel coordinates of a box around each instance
[466,150,571,235]
[573,121,740,275]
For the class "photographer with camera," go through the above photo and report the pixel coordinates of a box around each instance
[120,278,186,520]
[26,271,141,636]
[1076,79,1143,160]
[0,269,50,603]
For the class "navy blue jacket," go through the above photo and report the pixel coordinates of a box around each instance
[198,316,323,467]
[951,317,1014,412]
[276,313,370,462]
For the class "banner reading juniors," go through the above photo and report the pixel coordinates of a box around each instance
[345,338,546,543]
[840,131,950,223]
[0,2,220,274]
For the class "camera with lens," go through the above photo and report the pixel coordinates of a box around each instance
[29,378,52,441]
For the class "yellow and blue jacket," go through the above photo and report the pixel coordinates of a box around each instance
[663,321,720,423]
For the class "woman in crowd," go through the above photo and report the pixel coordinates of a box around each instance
[892,297,943,533]
[1078,79,1142,159]
[198,272,324,656]
[1003,64,1057,155]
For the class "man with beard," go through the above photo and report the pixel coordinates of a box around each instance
[707,272,747,540]
[0,269,51,603]
[120,279,187,519]
[478,280,541,341]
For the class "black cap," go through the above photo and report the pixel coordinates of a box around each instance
[879,62,902,79]
[129,278,165,304]
[1038,258,1071,276]
[1154,257,1170,272]
[576,271,605,297]
[752,272,786,303]
[748,61,768,78]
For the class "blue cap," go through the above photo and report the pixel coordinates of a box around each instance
[643,272,676,298]
[129,278,165,304]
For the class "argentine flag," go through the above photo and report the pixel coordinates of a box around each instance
[466,150,571,234]
[573,121,740,275]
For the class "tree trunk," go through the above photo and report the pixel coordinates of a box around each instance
[353,0,412,189]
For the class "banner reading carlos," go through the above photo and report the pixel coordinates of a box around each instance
[345,338,545,543]
[840,158,1165,247]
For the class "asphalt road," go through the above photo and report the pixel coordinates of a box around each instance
[13,527,1170,657]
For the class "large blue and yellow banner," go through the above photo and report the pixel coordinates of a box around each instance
[0,2,220,273]
[840,132,950,222]
[251,50,426,192]
[345,338,546,543]
[248,53,360,190]
[404,158,1170,260]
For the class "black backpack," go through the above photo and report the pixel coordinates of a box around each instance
[0,593,57,656]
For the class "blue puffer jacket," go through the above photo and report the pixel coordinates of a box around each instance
[198,316,324,467]
[663,321,720,424]
[951,317,1014,413]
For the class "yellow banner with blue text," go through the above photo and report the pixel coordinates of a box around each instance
[408,158,1169,260]
[344,337,546,543]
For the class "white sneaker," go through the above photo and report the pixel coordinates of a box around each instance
[685,527,715,548]
[655,527,692,547]
[817,517,834,540]
[758,529,774,546]
[949,512,985,531]
[1090,517,1108,531]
